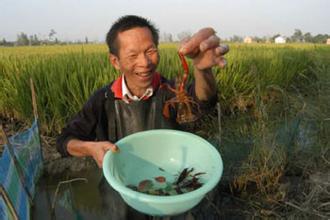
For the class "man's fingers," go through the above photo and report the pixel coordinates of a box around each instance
[97,158,103,168]
[212,46,229,68]
[200,35,220,52]
[100,143,119,168]
[214,56,227,68]
[104,143,119,153]
[180,36,191,45]
[215,45,230,56]
[179,28,215,55]
[90,141,119,168]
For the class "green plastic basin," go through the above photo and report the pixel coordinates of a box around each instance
[103,129,223,216]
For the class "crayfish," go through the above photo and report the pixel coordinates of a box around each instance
[126,167,205,195]
[162,52,201,124]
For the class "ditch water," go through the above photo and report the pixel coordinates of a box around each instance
[32,169,109,220]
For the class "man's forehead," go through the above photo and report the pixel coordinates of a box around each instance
[117,28,155,51]
[117,27,152,39]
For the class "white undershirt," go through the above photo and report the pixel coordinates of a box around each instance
[121,75,153,103]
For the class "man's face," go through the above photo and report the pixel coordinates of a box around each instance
[110,27,159,96]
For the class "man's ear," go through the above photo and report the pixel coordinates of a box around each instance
[109,53,120,70]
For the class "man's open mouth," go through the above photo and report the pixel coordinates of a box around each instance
[136,71,152,78]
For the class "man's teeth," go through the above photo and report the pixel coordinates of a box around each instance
[137,72,150,76]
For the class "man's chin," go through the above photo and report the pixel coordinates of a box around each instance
[135,74,153,85]
[137,83,152,90]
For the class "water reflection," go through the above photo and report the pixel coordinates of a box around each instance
[32,169,110,220]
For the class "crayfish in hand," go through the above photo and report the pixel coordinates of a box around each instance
[162,52,201,124]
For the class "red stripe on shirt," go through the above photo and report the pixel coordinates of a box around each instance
[110,72,161,100]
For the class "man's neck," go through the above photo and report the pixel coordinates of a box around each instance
[125,82,144,98]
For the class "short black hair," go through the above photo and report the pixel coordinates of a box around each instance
[106,15,159,56]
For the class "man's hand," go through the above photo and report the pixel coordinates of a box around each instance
[179,28,229,71]
[88,141,119,168]
[67,139,119,168]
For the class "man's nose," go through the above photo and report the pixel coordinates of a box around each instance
[137,53,151,66]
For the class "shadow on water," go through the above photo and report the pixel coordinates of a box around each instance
[32,151,192,220]
[32,169,111,220]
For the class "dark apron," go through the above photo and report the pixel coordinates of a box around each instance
[98,89,197,219]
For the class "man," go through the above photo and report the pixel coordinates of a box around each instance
[57,15,228,219]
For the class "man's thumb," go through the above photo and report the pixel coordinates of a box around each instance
[104,143,119,152]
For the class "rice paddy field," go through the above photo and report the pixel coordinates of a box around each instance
[0,43,329,219]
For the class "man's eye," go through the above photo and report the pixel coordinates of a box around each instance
[147,49,157,55]
[128,54,137,59]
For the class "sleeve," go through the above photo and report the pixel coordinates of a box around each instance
[56,87,106,157]
[187,81,218,113]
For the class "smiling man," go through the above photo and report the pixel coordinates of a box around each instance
[56,15,229,219]
[109,26,159,98]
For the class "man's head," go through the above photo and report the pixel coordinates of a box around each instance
[106,15,160,97]
[106,15,159,56]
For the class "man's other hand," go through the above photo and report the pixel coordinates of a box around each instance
[179,27,229,71]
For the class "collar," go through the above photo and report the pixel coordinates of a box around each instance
[110,72,161,102]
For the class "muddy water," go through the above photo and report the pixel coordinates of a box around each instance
[32,169,110,220]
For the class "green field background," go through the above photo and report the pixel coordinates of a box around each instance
[0,43,329,133]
